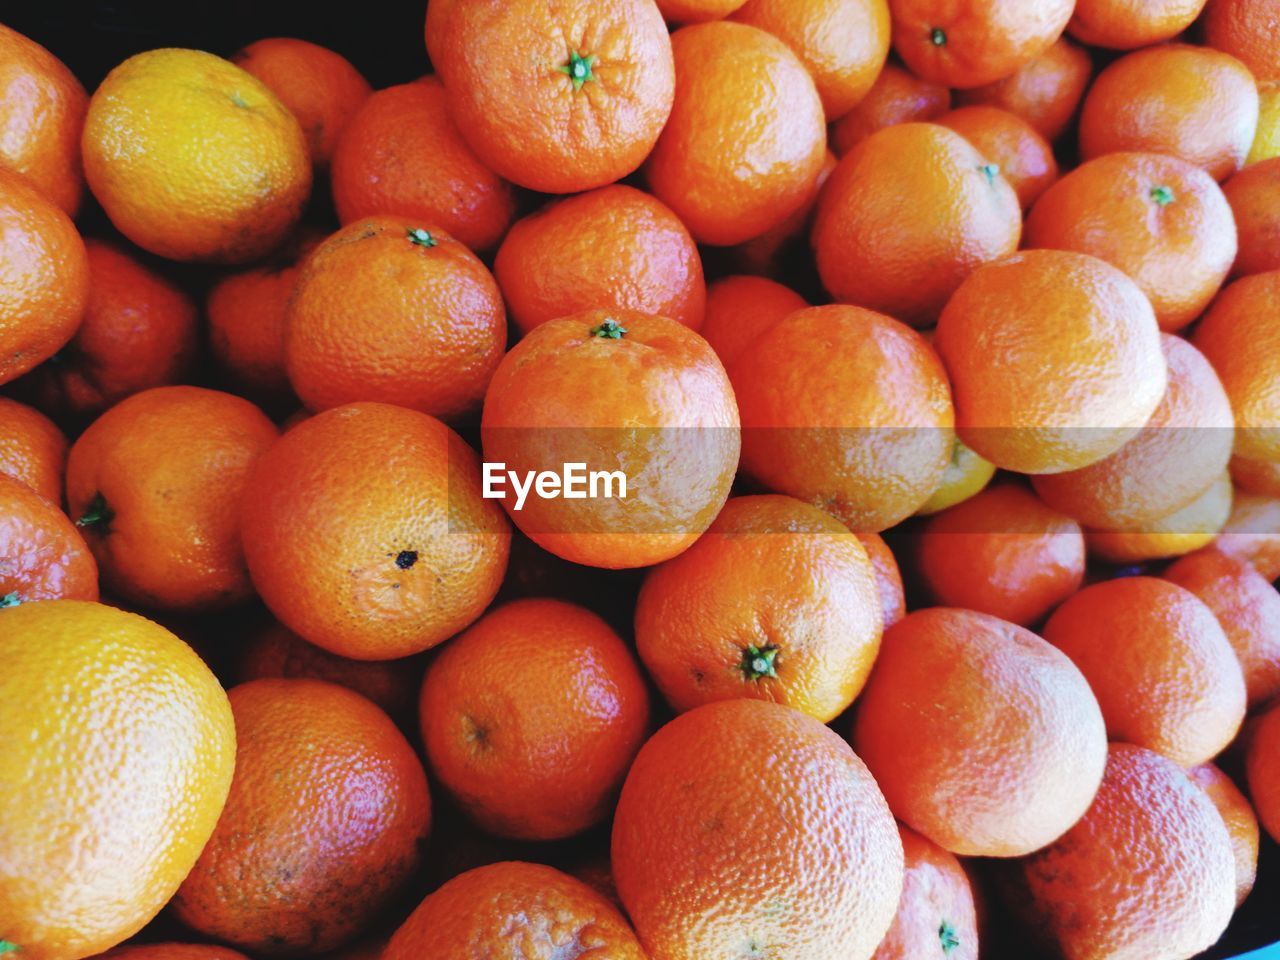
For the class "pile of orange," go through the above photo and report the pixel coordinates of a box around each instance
[4,1,1280,959]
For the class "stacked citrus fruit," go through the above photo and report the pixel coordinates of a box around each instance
[4,2,1280,959]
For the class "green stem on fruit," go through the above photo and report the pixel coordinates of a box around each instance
[590,319,627,339]
[930,27,947,46]
[75,492,114,534]
[0,593,20,609]
[0,942,20,955]
[1150,185,1176,206]
[979,164,1000,185]
[557,50,598,91]
[940,920,960,956]
[740,644,780,680]
[407,227,437,248]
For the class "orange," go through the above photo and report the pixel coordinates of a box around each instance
[1216,488,1280,579]
[872,825,979,960]
[699,274,807,369]
[385,862,647,960]
[613,699,904,960]
[1187,762,1260,906]
[857,531,907,628]
[82,49,310,263]
[1246,701,1280,844]
[1204,0,1280,83]
[1044,577,1246,767]
[0,600,234,960]
[0,396,66,503]
[172,679,430,955]
[730,0,891,119]
[938,104,1058,208]
[0,167,88,385]
[831,62,951,155]
[635,494,883,722]
[647,22,825,246]
[1078,44,1260,183]
[1230,453,1280,498]
[0,23,86,215]
[731,304,954,531]
[1165,547,1280,708]
[655,0,750,22]
[813,123,1021,326]
[331,78,515,252]
[97,947,249,960]
[853,607,1107,856]
[1014,743,1236,960]
[1086,472,1234,564]
[915,483,1085,627]
[889,0,1073,89]
[934,249,1167,475]
[284,216,505,418]
[66,386,278,612]
[954,36,1092,141]
[206,230,321,401]
[730,147,836,275]
[481,309,739,569]
[240,402,510,660]
[1026,152,1237,331]
[18,239,197,421]
[231,37,371,167]
[1068,0,1207,48]
[1223,156,1280,276]
[1249,81,1280,163]
[1193,271,1280,466]
[432,0,674,194]
[0,473,98,606]
[914,438,996,516]
[494,185,705,336]
[1032,334,1235,529]
[420,598,649,840]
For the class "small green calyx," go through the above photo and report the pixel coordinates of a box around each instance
[75,492,114,534]
[1150,185,1176,206]
[407,227,437,248]
[741,644,780,680]
[0,593,20,609]
[930,27,947,46]
[558,50,598,92]
[0,942,19,955]
[979,163,1000,185]
[590,319,627,339]
[939,920,960,956]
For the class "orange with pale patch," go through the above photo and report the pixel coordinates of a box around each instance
[1187,762,1260,906]
[831,62,951,155]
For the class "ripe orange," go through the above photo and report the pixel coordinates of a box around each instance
[647,22,825,245]
[172,679,431,955]
[1165,547,1280,708]
[954,36,1090,142]
[1044,577,1246,767]
[1193,271,1280,466]
[831,62,951,155]
[1026,152,1237,331]
[635,494,883,722]
[1068,0,1207,48]
[0,473,98,605]
[934,249,1167,475]
[494,185,705,336]
[1014,743,1236,960]
[858,530,907,628]
[699,274,807,369]
[613,699,904,960]
[0,396,67,504]
[1216,488,1280,579]
[1032,334,1235,529]
[0,23,86,215]
[1187,762,1260,906]
[98,946,249,960]
[67,386,278,612]
[331,78,516,252]
[915,483,1085,627]
[730,0,891,119]
[1223,156,1280,276]
[656,0,750,22]
[18,238,197,421]
[853,607,1107,856]
[888,0,1074,89]
[939,104,1058,208]
[0,166,89,386]
[872,825,979,960]
[1086,472,1235,564]
[730,147,837,275]
[240,402,510,660]
[481,309,739,569]
[82,48,310,263]
[1230,453,1280,498]
[914,438,997,515]
[284,216,505,418]
[384,862,647,960]
[1078,44,1260,183]
[1249,81,1280,163]
[432,0,674,193]
[232,37,371,167]
[1204,0,1280,83]
[0,600,235,960]
[1246,700,1280,844]
[813,123,1021,326]
[420,598,649,840]
[731,304,954,531]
